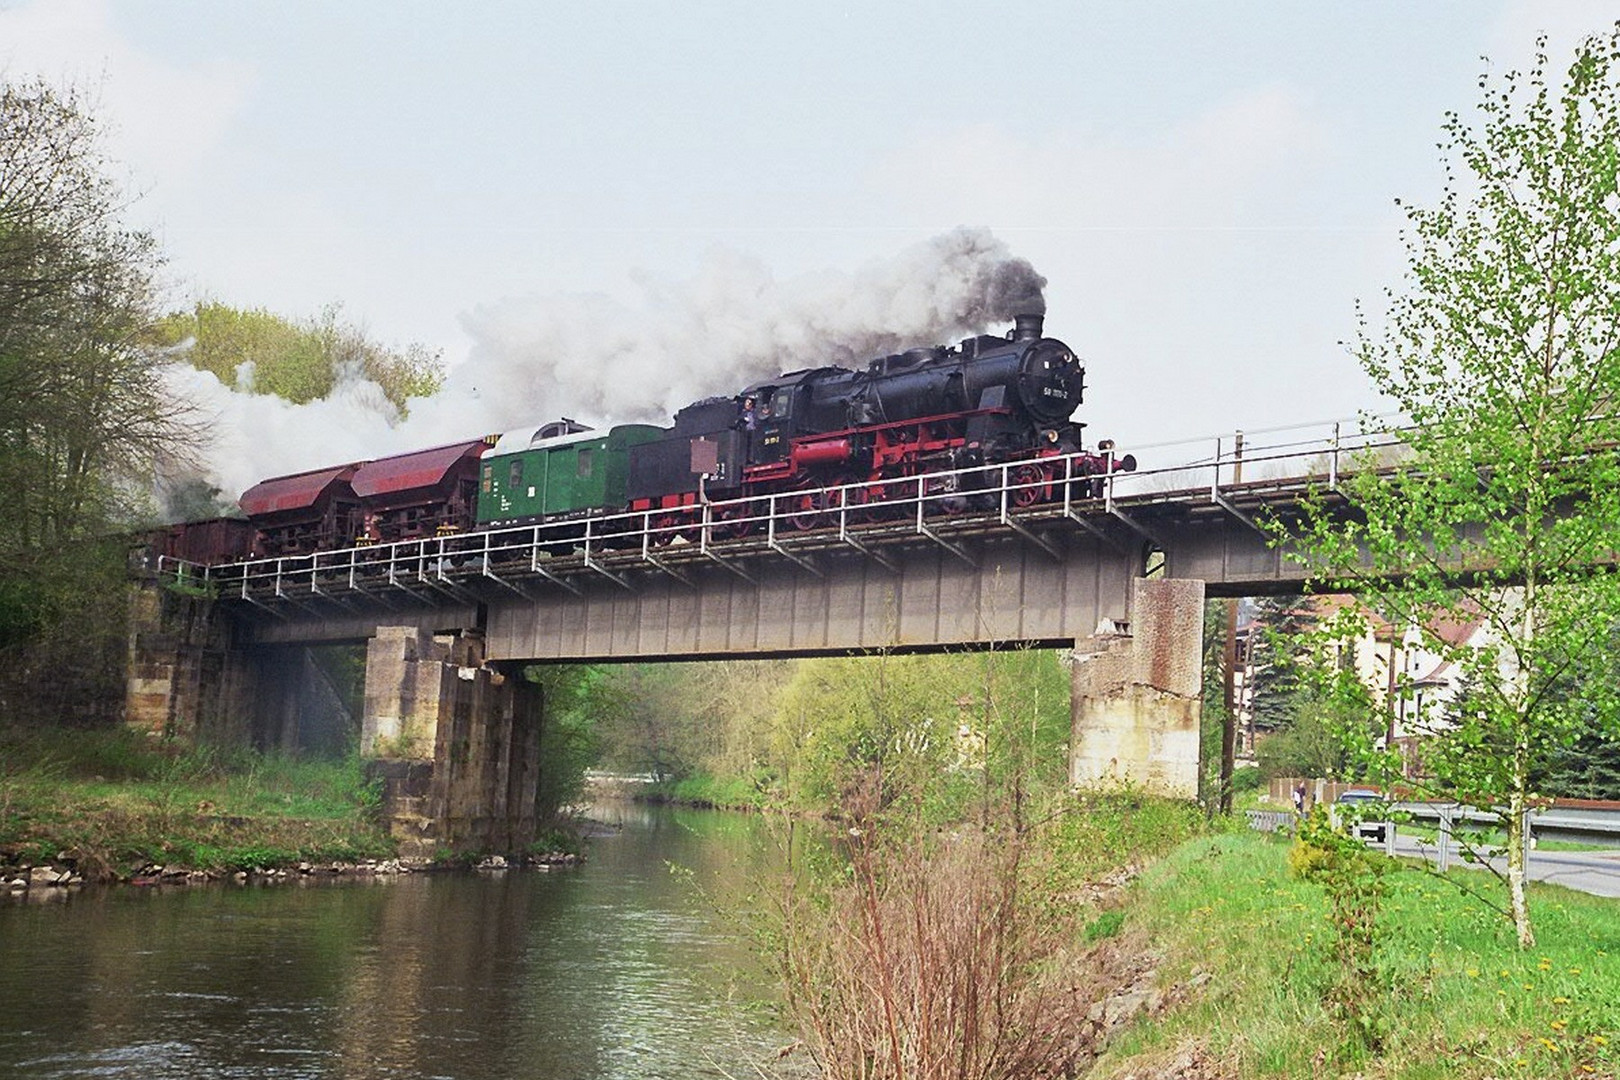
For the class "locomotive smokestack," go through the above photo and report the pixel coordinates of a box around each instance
[1013,313,1044,341]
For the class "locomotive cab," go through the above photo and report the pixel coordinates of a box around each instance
[747,382,796,464]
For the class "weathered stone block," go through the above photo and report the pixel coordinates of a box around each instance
[1070,578,1204,798]
[361,628,543,855]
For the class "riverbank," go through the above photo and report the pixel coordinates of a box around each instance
[0,727,396,885]
[1094,829,1620,1079]
[1,728,596,893]
[626,771,774,810]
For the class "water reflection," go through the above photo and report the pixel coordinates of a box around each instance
[0,803,800,1079]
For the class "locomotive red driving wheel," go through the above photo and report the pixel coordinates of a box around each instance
[854,480,904,523]
[922,473,967,517]
[1008,462,1052,509]
[785,478,837,531]
[712,500,757,540]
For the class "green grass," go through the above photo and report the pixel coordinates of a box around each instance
[645,770,774,810]
[1094,829,1620,1079]
[1032,788,1216,896]
[0,727,393,878]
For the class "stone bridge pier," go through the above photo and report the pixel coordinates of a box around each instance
[1069,578,1204,797]
[360,627,543,859]
[124,582,545,858]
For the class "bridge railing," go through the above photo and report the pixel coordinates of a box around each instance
[167,413,1411,607]
[1111,415,1410,499]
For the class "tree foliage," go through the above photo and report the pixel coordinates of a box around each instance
[1277,28,1620,947]
[585,662,706,780]
[523,664,601,821]
[153,300,444,413]
[0,80,197,723]
[1255,697,1359,781]
[588,650,1072,821]
[1246,596,1318,735]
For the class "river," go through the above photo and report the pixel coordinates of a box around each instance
[0,802,806,1079]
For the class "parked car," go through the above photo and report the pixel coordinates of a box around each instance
[1335,788,1390,844]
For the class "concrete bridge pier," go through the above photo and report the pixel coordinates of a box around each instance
[1069,577,1204,798]
[361,627,543,858]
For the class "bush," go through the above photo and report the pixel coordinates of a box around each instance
[1291,808,1395,1053]
[1233,764,1264,792]
[775,823,1103,1079]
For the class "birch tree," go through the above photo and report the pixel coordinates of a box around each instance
[1280,28,1620,948]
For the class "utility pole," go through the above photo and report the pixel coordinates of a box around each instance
[1221,597,1238,814]
[1217,433,1244,816]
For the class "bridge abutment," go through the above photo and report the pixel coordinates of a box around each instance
[125,581,257,745]
[361,627,542,858]
[1070,577,1204,797]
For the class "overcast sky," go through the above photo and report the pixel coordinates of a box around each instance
[3,0,1617,460]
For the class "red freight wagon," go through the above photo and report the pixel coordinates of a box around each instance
[238,462,362,557]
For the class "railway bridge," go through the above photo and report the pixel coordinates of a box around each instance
[129,420,1379,854]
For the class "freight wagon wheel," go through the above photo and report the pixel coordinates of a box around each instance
[1008,462,1051,509]
[650,512,693,546]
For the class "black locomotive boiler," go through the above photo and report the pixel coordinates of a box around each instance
[625,312,1130,531]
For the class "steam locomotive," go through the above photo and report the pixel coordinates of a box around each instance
[156,314,1132,564]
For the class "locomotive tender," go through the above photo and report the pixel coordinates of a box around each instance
[163,314,1131,563]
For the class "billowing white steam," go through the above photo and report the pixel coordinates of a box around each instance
[159,227,1047,515]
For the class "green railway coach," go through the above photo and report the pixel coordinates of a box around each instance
[476,421,665,528]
